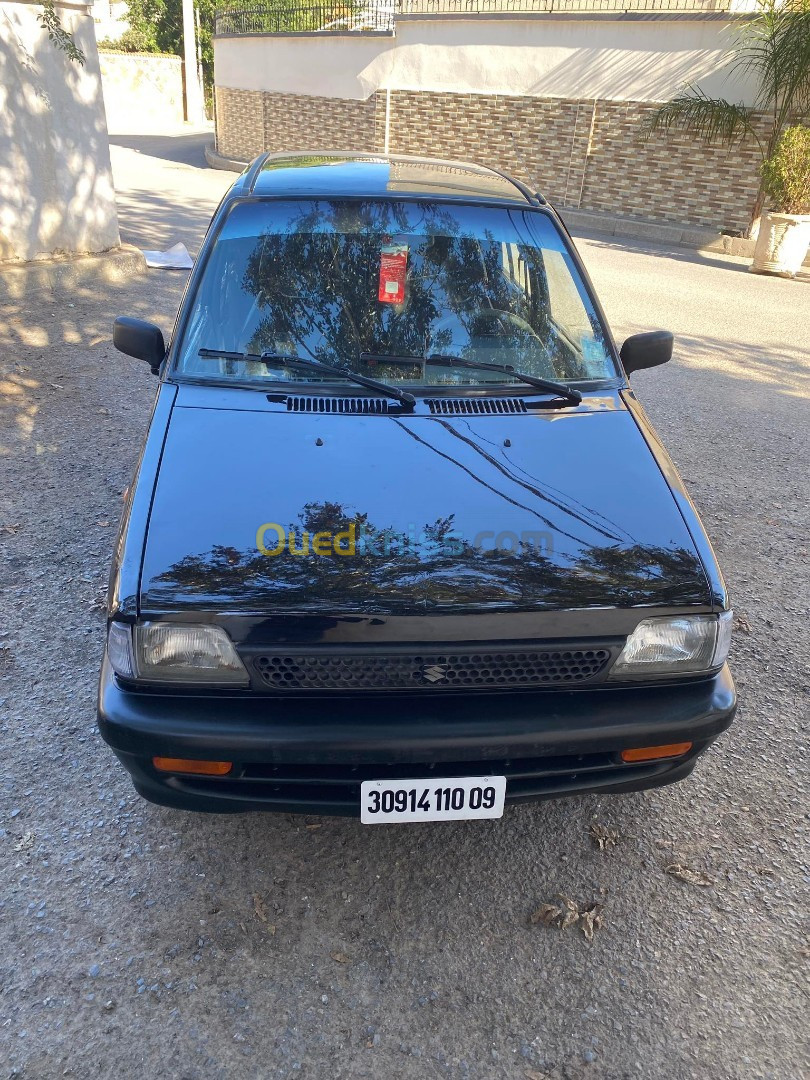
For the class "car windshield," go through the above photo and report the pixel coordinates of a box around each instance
[175,198,617,388]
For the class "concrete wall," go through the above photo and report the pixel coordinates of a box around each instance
[213,15,759,105]
[0,0,120,261]
[99,51,184,131]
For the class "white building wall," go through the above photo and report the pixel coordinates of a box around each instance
[0,0,120,260]
[214,15,759,106]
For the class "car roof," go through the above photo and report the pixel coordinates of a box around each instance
[234,151,543,207]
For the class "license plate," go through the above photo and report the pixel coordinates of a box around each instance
[360,775,506,824]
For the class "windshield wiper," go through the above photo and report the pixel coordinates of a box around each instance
[426,355,582,405]
[196,349,415,409]
[359,351,581,405]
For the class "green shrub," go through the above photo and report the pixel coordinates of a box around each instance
[98,26,157,53]
[762,125,810,215]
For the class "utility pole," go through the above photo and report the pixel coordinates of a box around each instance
[182,0,205,123]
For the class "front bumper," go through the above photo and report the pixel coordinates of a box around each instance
[97,656,736,814]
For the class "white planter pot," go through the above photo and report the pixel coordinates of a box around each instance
[751,211,810,277]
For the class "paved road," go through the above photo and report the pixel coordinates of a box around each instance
[1,134,807,1080]
[108,127,232,256]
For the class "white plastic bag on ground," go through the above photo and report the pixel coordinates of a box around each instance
[142,242,193,269]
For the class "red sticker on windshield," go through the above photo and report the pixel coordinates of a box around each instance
[378,244,408,304]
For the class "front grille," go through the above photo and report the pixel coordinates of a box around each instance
[252,646,611,692]
[240,752,606,782]
[424,397,527,415]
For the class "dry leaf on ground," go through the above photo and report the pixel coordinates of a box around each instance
[558,895,580,929]
[734,613,753,634]
[529,903,562,926]
[330,951,351,964]
[529,895,604,940]
[579,903,605,942]
[13,832,34,852]
[253,893,268,922]
[665,863,714,887]
[589,822,620,850]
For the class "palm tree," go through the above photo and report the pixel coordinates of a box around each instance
[646,0,810,236]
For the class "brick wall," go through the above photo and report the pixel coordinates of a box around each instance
[263,91,385,154]
[389,91,593,208]
[215,86,765,233]
[580,100,768,231]
[215,87,264,161]
[388,91,765,233]
[216,87,384,161]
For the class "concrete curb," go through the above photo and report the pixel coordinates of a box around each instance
[558,206,723,250]
[714,234,757,259]
[204,142,246,173]
[0,244,147,300]
[560,207,810,267]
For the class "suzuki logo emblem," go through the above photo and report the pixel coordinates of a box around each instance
[420,663,449,684]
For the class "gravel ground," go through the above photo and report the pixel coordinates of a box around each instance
[0,137,807,1080]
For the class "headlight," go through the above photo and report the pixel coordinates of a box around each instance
[609,612,732,679]
[107,622,249,686]
[107,621,135,679]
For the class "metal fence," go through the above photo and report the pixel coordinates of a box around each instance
[214,0,733,35]
[215,3,395,34]
[397,0,731,11]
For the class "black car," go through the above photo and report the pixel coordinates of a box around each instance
[98,152,736,821]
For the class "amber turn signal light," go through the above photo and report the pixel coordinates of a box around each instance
[152,757,233,776]
[620,742,692,763]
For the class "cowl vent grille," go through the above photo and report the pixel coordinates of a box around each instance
[425,398,528,415]
[285,396,391,414]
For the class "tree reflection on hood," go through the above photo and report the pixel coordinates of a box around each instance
[152,500,708,614]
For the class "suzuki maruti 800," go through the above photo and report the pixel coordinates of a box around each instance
[98,153,736,821]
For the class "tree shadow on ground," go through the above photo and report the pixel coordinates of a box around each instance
[113,187,221,254]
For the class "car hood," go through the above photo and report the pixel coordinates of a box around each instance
[139,390,711,617]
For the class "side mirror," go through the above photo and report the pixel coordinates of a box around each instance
[620,331,673,375]
[113,317,166,374]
